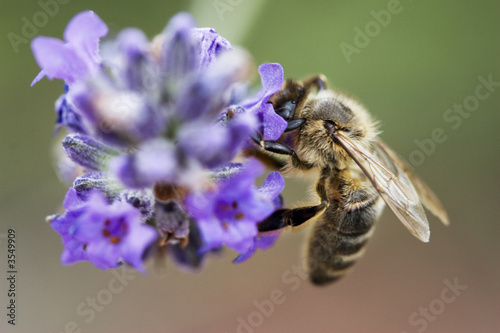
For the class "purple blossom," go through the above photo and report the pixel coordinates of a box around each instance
[31,11,108,86]
[51,189,157,272]
[233,171,285,262]
[242,63,286,140]
[35,11,289,273]
[185,159,284,254]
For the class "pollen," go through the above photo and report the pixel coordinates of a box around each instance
[110,236,121,244]
[102,229,111,237]
[235,212,244,220]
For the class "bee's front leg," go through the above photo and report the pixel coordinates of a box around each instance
[251,131,313,170]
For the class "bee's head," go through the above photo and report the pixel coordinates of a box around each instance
[295,90,378,167]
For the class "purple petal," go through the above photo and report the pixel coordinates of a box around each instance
[61,239,88,265]
[64,11,108,67]
[31,37,89,84]
[257,171,285,202]
[85,240,121,269]
[241,63,286,140]
[242,63,284,107]
[223,221,257,253]
[197,218,224,251]
[121,221,157,273]
[261,104,288,140]
[258,63,284,99]
[232,244,256,263]
[233,230,281,263]
[62,187,83,210]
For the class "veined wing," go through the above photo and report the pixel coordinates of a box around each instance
[332,132,430,242]
[373,139,449,226]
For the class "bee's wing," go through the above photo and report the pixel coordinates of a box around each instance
[373,139,449,226]
[333,132,430,242]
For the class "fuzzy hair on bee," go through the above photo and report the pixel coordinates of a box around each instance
[253,75,449,285]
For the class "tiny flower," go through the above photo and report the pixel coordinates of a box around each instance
[185,159,284,254]
[68,191,157,272]
[31,11,108,86]
[233,171,285,262]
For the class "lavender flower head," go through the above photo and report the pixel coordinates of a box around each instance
[33,11,287,273]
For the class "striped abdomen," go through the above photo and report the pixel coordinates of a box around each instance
[305,170,385,285]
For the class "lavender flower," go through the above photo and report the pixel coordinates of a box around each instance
[31,11,107,86]
[33,10,288,273]
[50,188,157,272]
[185,159,284,255]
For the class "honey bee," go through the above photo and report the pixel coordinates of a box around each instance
[253,75,449,285]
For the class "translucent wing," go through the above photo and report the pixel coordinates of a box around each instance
[373,139,449,226]
[332,132,430,242]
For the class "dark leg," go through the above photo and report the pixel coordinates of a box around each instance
[251,132,314,170]
[285,118,305,132]
[303,74,328,91]
[258,167,330,232]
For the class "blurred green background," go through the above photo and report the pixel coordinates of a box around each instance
[1,0,499,332]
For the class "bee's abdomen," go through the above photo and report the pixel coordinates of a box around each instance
[305,193,383,286]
